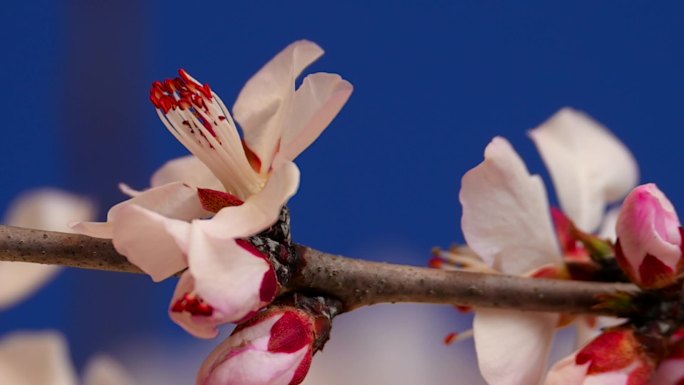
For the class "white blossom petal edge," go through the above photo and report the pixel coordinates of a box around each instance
[529,108,638,232]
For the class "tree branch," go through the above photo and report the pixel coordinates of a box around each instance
[0,225,637,316]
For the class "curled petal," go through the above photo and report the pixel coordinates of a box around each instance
[460,137,561,274]
[188,226,275,323]
[529,108,639,232]
[199,161,300,240]
[474,309,558,385]
[234,40,325,172]
[0,331,78,385]
[150,155,223,191]
[276,73,353,165]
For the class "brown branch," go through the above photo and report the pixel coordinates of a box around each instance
[0,225,637,316]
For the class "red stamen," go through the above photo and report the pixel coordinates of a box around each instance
[428,256,444,269]
[444,332,458,345]
[170,293,214,317]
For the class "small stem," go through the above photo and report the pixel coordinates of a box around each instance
[0,225,638,316]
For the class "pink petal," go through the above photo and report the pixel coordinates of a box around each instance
[474,309,558,385]
[615,184,682,288]
[529,108,639,232]
[82,355,137,385]
[187,226,273,323]
[275,73,353,165]
[75,182,209,281]
[0,331,78,385]
[150,155,223,191]
[169,272,220,339]
[460,137,561,274]
[649,357,684,385]
[199,161,300,240]
[201,347,308,385]
[233,40,324,172]
[111,204,191,282]
[199,313,308,385]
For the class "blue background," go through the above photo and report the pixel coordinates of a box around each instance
[1,1,683,383]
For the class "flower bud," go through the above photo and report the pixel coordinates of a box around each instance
[198,294,340,385]
[649,337,684,385]
[544,327,655,385]
[615,183,684,289]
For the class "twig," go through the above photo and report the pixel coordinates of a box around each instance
[0,225,637,316]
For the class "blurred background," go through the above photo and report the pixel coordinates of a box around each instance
[1,1,683,383]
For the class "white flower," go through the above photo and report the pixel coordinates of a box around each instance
[0,189,94,309]
[73,40,353,338]
[460,108,638,385]
[0,331,136,385]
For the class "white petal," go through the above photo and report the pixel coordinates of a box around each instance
[188,226,271,322]
[83,355,137,385]
[234,40,324,172]
[276,73,353,164]
[460,137,561,274]
[4,189,95,233]
[529,108,639,232]
[597,207,621,241]
[0,263,59,310]
[199,161,300,239]
[169,272,220,339]
[72,182,207,240]
[109,182,208,222]
[111,204,190,282]
[474,309,558,385]
[0,331,78,385]
[71,221,114,239]
[150,155,223,191]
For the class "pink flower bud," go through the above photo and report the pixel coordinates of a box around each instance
[649,337,684,385]
[615,183,684,288]
[545,328,654,385]
[197,307,316,385]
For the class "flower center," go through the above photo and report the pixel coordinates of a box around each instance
[150,69,263,198]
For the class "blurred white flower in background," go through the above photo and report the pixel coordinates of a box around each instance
[0,189,95,309]
[0,331,136,385]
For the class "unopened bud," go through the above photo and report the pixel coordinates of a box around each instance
[197,294,340,385]
[615,184,684,289]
